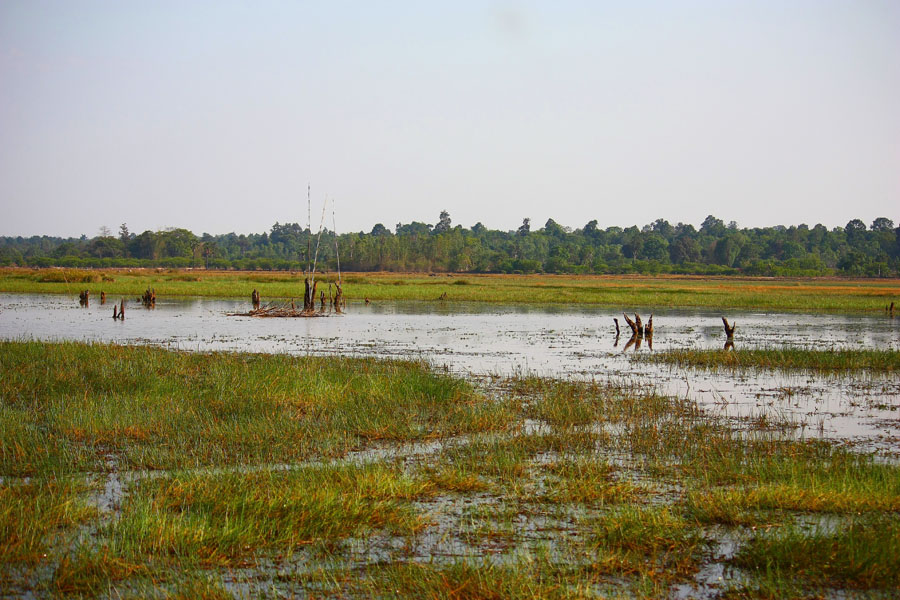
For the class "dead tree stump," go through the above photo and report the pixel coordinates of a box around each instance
[613,318,620,336]
[644,315,653,338]
[141,288,156,307]
[119,299,125,320]
[722,317,736,339]
[333,284,344,314]
[100,291,106,305]
[622,313,639,337]
[251,289,260,310]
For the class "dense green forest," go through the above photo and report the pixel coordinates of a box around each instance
[2,213,898,276]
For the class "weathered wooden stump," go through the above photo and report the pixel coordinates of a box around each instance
[722,317,736,339]
[251,289,260,310]
[100,291,106,305]
[613,318,620,336]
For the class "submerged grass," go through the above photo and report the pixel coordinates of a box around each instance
[102,463,432,565]
[647,348,900,372]
[0,341,512,476]
[732,515,900,590]
[2,341,898,598]
[0,478,95,564]
[1,267,897,312]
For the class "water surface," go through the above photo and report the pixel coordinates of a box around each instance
[2,293,898,452]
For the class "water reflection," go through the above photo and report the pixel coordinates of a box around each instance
[1,293,898,450]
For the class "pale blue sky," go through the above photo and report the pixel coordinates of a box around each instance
[1,1,898,237]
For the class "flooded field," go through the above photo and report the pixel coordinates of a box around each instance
[1,293,898,452]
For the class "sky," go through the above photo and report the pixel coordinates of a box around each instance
[1,0,898,238]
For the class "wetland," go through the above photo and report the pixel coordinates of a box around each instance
[1,276,899,599]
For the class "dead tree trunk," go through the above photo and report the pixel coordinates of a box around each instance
[622,313,639,336]
[113,305,118,319]
[119,299,125,320]
[644,314,653,337]
[613,318,620,336]
[100,291,106,305]
[722,317,736,339]
[251,289,260,310]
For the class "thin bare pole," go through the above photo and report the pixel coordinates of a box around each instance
[332,199,341,285]
[310,197,328,291]
[306,183,311,275]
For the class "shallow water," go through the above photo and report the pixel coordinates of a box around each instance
[2,293,898,451]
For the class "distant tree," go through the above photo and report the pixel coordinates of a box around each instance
[642,234,669,262]
[845,219,867,247]
[472,222,486,234]
[650,219,673,238]
[98,225,112,237]
[700,215,726,236]
[543,218,566,238]
[371,223,390,236]
[517,218,531,236]
[434,210,451,234]
[669,236,701,264]
[871,217,894,232]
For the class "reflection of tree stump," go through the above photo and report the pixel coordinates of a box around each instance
[722,317,736,339]
[334,284,344,314]
[724,339,735,351]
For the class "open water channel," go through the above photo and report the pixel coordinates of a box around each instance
[1,293,898,453]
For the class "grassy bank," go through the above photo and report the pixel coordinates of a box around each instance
[644,348,900,372]
[1,267,898,312]
[2,341,898,598]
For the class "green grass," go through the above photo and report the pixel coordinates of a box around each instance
[0,478,95,564]
[0,341,512,476]
[101,464,432,565]
[732,515,900,590]
[2,267,898,312]
[646,348,900,372]
[2,341,899,598]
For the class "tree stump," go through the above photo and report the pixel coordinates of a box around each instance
[722,317,736,339]
[251,289,260,310]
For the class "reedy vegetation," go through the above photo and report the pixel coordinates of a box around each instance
[1,341,898,598]
[2,268,899,312]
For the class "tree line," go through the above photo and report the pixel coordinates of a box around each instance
[2,213,898,277]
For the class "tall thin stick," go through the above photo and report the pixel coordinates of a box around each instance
[310,197,328,292]
[332,199,341,285]
[306,183,311,275]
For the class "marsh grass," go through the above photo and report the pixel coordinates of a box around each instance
[647,348,900,372]
[3,341,898,598]
[732,515,900,589]
[102,464,432,565]
[583,505,706,582]
[0,341,512,475]
[0,478,95,564]
[2,268,897,312]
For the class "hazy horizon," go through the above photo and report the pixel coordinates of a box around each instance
[2,1,898,238]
